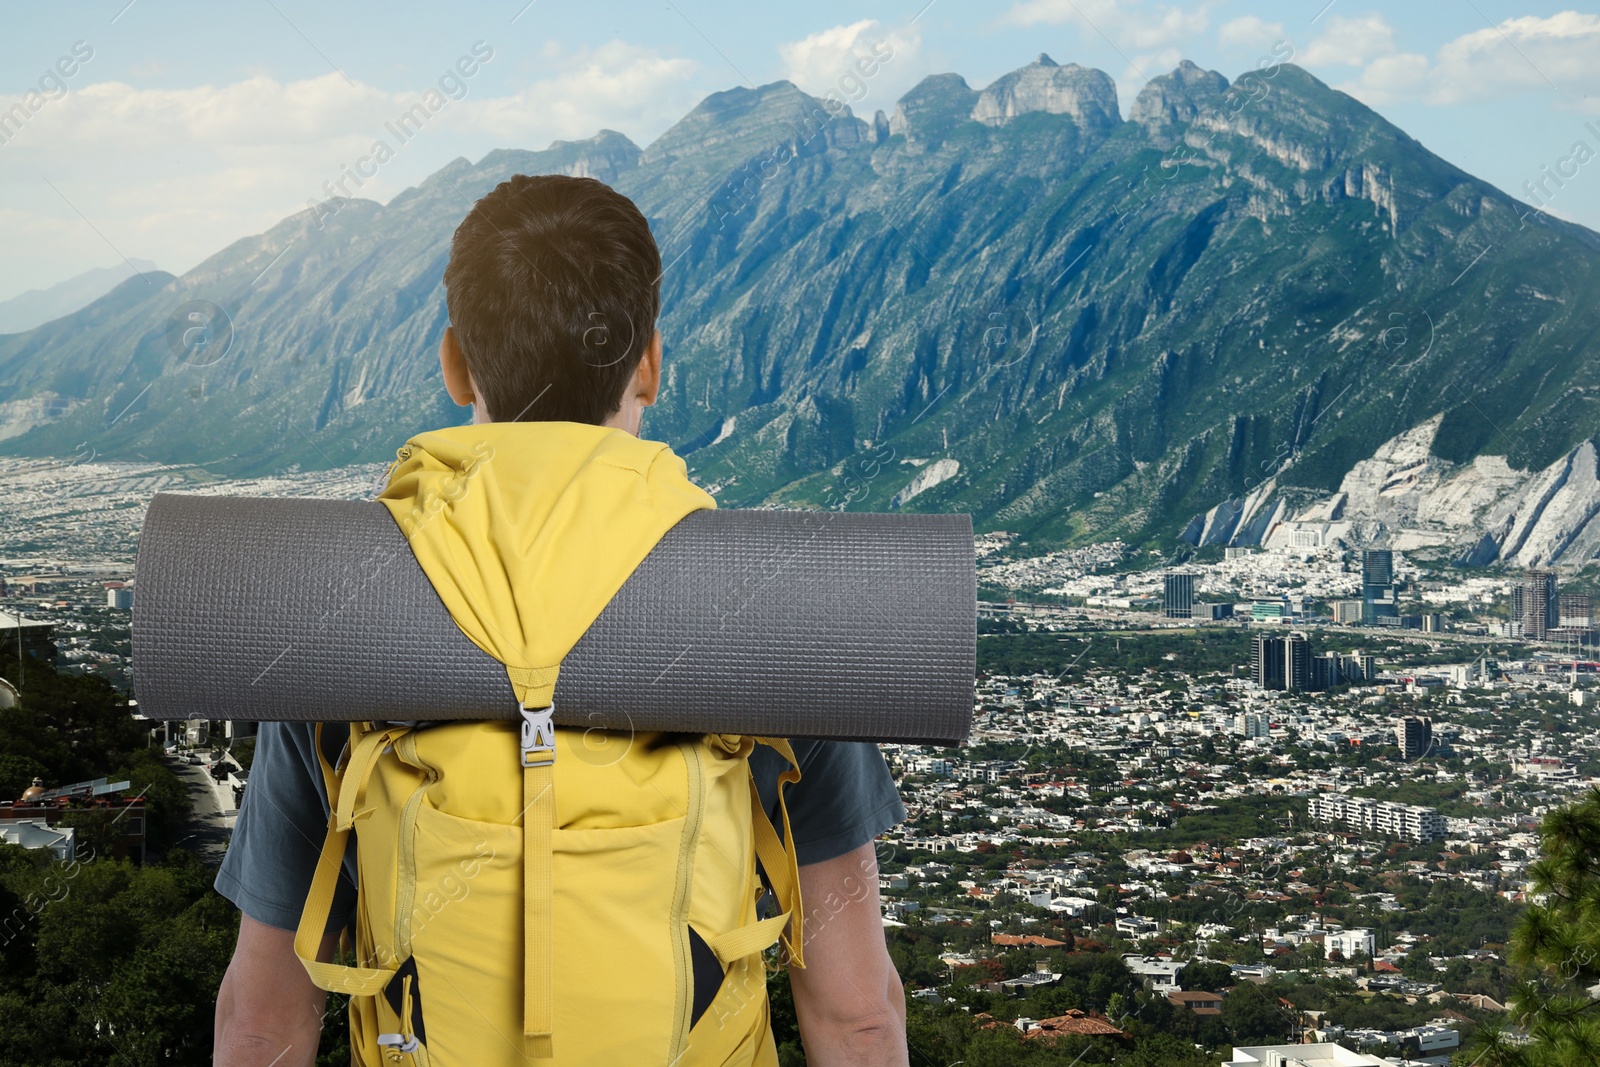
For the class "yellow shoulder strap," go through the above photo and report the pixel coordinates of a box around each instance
[707,737,806,970]
[293,723,403,996]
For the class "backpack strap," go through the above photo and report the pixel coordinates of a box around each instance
[513,669,560,1061]
[294,722,405,997]
[706,737,807,970]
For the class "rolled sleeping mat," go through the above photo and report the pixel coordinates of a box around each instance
[131,493,975,745]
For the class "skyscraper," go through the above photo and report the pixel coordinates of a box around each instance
[1396,716,1433,760]
[1559,593,1593,629]
[1520,570,1559,640]
[1362,549,1397,624]
[1252,631,1310,691]
[1164,573,1195,619]
[1362,549,1393,588]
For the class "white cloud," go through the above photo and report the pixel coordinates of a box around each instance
[1001,0,1210,51]
[1218,15,1286,51]
[1338,52,1429,104]
[777,20,921,103]
[464,41,698,143]
[0,41,702,300]
[1302,13,1397,67]
[1430,11,1600,101]
[1336,11,1600,107]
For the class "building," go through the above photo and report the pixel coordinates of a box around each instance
[1396,716,1433,760]
[1193,603,1234,621]
[1333,600,1364,625]
[1251,601,1288,623]
[1361,549,1397,624]
[1517,570,1559,639]
[1560,593,1594,629]
[0,818,75,862]
[2,777,147,863]
[0,610,57,661]
[1240,713,1270,739]
[1123,955,1185,993]
[1166,990,1223,1016]
[105,585,134,610]
[1308,793,1445,843]
[1422,613,1444,632]
[1325,928,1376,960]
[1164,573,1195,619]
[1253,631,1310,691]
[1312,651,1354,690]
[1224,1042,1401,1067]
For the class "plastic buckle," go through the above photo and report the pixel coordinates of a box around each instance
[376,1032,421,1054]
[520,703,556,768]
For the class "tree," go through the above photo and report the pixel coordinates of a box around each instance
[1399,945,1436,982]
[1502,785,1600,1064]
[1221,982,1291,1046]
[1177,960,1233,992]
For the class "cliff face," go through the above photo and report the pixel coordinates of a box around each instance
[4,58,1600,567]
[971,54,1121,132]
[1131,59,1229,146]
[1217,415,1600,567]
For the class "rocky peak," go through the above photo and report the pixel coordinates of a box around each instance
[643,80,852,165]
[971,56,1120,132]
[474,130,642,188]
[1131,60,1228,143]
[539,129,642,184]
[887,73,978,143]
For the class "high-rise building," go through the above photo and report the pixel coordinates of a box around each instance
[1362,549,1393,588]
[1520,570,1559,639]
[1253,631,1310,691]
[1361,549,1397,624]
[1312,651,1346,690]
[1240,712,1270,739]
[1560,593,1593,629]
[1163,573,1195,619]
[1333,600,1364,625]
[1397,716,1433,760]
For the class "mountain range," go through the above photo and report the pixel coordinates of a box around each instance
[0,259,159,336]
[2,56,1598,567]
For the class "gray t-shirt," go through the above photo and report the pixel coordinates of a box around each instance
[216,721,906,933]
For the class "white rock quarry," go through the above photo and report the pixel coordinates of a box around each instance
[1484,440,1600,568]
[1187,414,1600,568]
[892,457,960,508]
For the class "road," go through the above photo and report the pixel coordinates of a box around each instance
[168,753,238,866]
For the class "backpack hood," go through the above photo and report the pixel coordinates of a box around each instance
[376,421,715,707]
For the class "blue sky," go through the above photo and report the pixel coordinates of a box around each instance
[2,0,1598,303]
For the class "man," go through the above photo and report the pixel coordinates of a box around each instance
[212,174,909,1065]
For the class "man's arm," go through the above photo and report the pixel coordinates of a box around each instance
[214,914,338,1067]
[788,842,908,1067]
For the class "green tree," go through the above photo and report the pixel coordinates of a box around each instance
[1221,982,1291,1046]
[1177,960,1233,992]
[1501,785,1600,1064]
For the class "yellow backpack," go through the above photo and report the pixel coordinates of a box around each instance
[290,423,807,1065]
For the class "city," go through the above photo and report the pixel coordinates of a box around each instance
[5,484,1598,1063]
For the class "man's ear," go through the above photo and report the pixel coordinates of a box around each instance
[439,326,475,408]
[634,330,662,409]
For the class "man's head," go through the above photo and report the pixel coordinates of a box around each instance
[439,174,663,434]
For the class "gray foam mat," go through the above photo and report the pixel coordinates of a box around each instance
[131,494,974,745]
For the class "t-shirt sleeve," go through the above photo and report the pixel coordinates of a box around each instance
[751,740,906,868]
[214,721,357,935]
